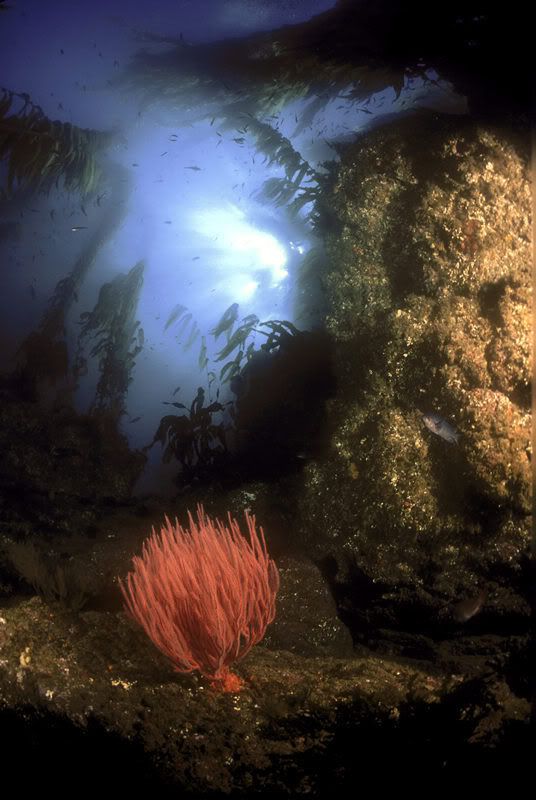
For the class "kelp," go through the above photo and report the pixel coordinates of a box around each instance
[1,89,131,399]
[243,115,321,219]
[0,88,113,196]
[116,0,532,148]
[120,18,351,228]
[148,386,228,480]
[120,8,373,122]
[241,120,337,228]
[13,162,132,396]
[121,2,529,120]
[164,303,203,358]
[151,300,302,480]
[118,0,428,139]
[163,298,301,386]
[212,305,300,386]
[118,23,360,231]
[211,302,239,341]
[76,261,145,421]
[244,116,314,183]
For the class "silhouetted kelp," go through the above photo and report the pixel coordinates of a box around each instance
[11,159,132,403]
[147,386,228,483]
[120,2,530,138]
[76,260,145,422]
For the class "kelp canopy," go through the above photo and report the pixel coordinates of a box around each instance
[121,0,530,122]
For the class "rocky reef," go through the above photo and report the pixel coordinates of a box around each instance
[0,547,530,794]
[0,383,146,539]
[298,113,531,614]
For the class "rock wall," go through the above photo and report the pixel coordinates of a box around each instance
[299,113,531,606]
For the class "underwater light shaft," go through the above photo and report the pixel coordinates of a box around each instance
[229,227,287,275]
[190,205,289,301]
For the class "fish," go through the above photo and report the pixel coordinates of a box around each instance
[184,165,202,171]
[452,589,487,623]
[129,416,142,424]
[421,411,460,444]
[71,226,88,231]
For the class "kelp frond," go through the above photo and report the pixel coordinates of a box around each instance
[77,261,145,419]
[0,88,113,196]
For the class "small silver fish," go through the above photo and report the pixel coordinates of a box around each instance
[421,411,460,444]
[452,589,487,622]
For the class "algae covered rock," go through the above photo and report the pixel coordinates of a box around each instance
[0,394,146,538]
[302,113,531,602]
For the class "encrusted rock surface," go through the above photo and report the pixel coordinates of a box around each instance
[299,114,531,605]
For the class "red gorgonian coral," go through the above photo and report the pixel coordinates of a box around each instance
[119,504,279,692]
